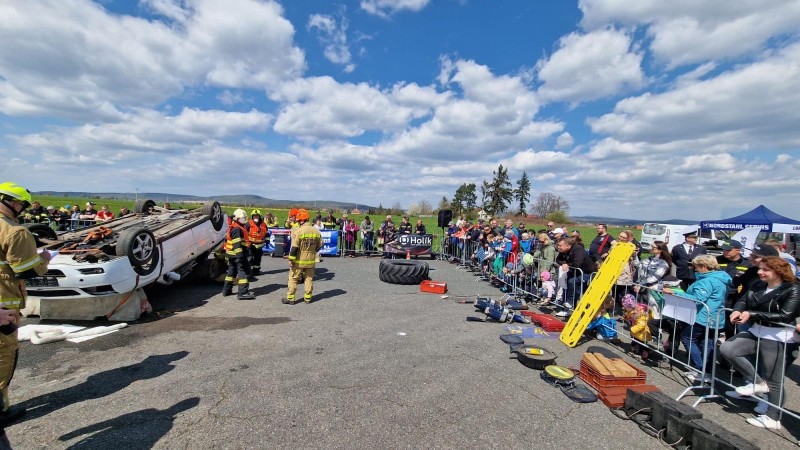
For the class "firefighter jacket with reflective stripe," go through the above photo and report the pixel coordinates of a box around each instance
[288,223,322,268]
[247,220,268,246]
[1,212,48,310]
[224,222,249,258]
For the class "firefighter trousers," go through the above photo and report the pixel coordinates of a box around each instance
[0,331,18,411]
[287,265,315,302]
[223,257,251,297]
[249,248,263,275]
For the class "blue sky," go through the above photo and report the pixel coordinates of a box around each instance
[1,0,799,221]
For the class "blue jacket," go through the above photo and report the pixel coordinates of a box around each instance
[680,270,732,329]
[587,314,618,339]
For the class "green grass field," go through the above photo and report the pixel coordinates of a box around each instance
[28,194,643,247]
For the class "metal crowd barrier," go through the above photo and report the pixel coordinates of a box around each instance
[714,308,800,420]
[438,240,800,429]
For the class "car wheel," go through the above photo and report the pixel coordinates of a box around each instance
[24,223,58,246]
[378,260,429,285]
[202,201,224,231]
[133,199,157,214]
[117,228,159,275]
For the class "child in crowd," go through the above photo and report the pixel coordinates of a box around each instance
[628,303,652,359]
[621,294,638,324]
[519,232,532,253]
[586,296,618,341]
[538,271,556,305]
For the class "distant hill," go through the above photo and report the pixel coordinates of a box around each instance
[570,215,697,226]
[33,191,375,212]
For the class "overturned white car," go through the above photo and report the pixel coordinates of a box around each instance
[22,199,227,321]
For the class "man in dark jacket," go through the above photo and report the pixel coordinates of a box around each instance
[555,237,597,313]
[588,223,615,262]
[671,229,707,290]
[716,239,752,338]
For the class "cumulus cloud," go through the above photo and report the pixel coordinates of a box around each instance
[536,29,644,103]
[308,8,355,73]
[0,0,304,120]
[11,108,272,158]
[270,76,447,139]
[586,42,800,157]
[579,0,800,67]
[556,132,574,148]
[360,0,431,18]
[377,60,563,159]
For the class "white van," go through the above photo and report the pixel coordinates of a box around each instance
[640,223,730,252]
[640,223,688,252]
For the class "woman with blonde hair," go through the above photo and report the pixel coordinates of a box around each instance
[533,232,556,284]
[664,254,731,383]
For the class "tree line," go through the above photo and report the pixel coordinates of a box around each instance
[436,164,570,221]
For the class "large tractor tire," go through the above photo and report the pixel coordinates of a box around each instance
[378,260,429,285]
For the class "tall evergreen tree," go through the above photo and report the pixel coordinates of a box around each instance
[485,164,513,215]
[514,171,531,216]
[437,196,450,211]
[451,183,477,215]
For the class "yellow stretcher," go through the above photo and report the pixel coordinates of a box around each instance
[559,242,636,348]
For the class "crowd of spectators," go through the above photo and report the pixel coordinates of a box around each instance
[445,219,800,433]
[20,201,170,231]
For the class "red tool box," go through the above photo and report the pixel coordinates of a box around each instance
[420,280,448,294]
[520,312,566,332]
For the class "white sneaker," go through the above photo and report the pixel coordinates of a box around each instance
[746,415,781,430]
[725,391,766,402]
[735,382,769,396]
[555,310,569,318]
[754,400,769,415]
[684,371,711,384]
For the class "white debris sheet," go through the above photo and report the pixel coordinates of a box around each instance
[18,324,127,344]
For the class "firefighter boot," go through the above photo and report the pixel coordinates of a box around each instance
[237,283,255,300]
[222,281,234,297]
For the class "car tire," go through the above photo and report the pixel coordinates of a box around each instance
[202,201,224,231]
[117,227,160,275]
[134,199,157,214]
[24,223,58,246]
[378,260,429,285]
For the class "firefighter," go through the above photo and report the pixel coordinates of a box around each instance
[247,209,269,276]
[264,212,278,228]
[222,209,256,300]
[282,209,322,305]
[0,182,51,424]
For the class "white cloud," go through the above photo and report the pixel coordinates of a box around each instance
[587,42,800,156]
[556,132,574,148]
[378,60,562,159]
[308,9,355,72]
[0,0,304,120]
[360,0,430,18]
[270,76,445,139]
[217,90,244,106]
[11,108,272,158]
[579,0,800,67]
[536,29,644,103]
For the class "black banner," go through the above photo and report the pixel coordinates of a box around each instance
[384,234,433,256]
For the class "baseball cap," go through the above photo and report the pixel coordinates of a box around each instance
[721,240,743,251]
[553,227,564,234]
[752,243,779,257]
[85,201,95,206]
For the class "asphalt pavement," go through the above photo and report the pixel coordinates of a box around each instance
[8,256,800,449]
